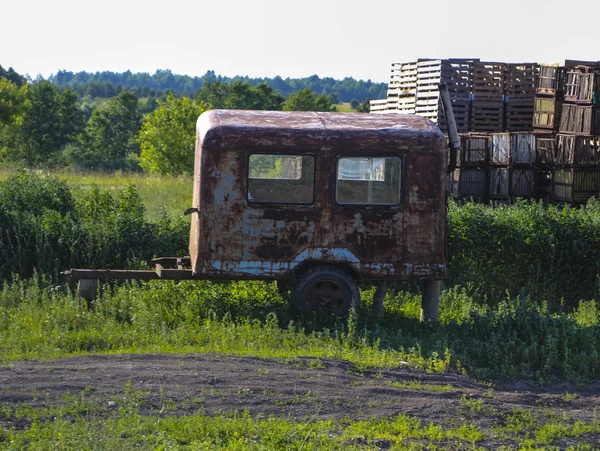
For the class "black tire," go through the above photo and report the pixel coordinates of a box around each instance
[293,266,360,315]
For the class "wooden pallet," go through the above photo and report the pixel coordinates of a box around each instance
[533,96,560,130]
[511,168,535,197]
[536,65,563,96]
[437,98,471,133]
[489,166,510,198]
[511,133,537,164]
[490,133,510,164]
[505,98,535,131]
[559,104,600,135]
[556,134,600,166]
[459,167,487,200]
[534,133,556,168]
[461,134,489,164]
[472,62,506,100]
[553,168,600,203]
[471,100,504,132]
[564,71,600,104]
[505,63,538,98]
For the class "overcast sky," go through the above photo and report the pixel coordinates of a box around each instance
[2,0,598,83]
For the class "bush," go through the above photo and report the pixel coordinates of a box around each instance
[0,171,188,285]
[447,199,600,309]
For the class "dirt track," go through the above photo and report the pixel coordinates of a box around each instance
[1,354,599,447]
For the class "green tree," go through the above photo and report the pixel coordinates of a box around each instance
[16,80,84,165]
[0,79,28,162]
[74,92,142,169]
[0,79,27,124]
[356,98,371,113]
[196,81,283,110]
[282,88,337,112]
[137,94,207,174]
[0,64,27,87]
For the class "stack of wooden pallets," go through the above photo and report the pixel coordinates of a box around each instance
[533,64,562,131]
[550,62,600,202]
[415,59,475,133]
[456,134,489,200]
[470,62,505,132]
[386,61,418,115]
[504,64,538,131]
[487,133,536,200]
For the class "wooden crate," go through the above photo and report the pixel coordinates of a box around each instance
[437,98,471,133]
[490,133,510,164]
[414,59,474,132]
[489,167,510,199]
[535,133,556,168]
[556,134,600,166]
[471,100,504,132]
[564,71,600,104]
[461,134,489,165]
[559,104,600,135]
[388,61,418,97]
[505,98,535,131]
[511,133,536,164]
[472,62,505,101]
[553,168,600,203]
[505,63,538,98]
[533,97,560,130]
[511,168,535,197]
[459,167,487,200]
[536,65,562,96]
[489,166,535,199]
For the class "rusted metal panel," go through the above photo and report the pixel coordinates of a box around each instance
[189,110,448,281]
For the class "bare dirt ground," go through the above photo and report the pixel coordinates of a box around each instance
[1,354,599,447]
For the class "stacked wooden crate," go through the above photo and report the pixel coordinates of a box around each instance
[386,61,418,115]
[458,134,489,200]
[415,59,474,132]
[533,64,562,131]
[552,63,600,203]
[470,62,505,132]
[487,132,536,200]
[504,64,538,131]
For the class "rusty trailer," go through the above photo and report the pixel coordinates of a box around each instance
[66,108,455,321]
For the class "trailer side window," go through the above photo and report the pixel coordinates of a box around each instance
[248,154,315,204]
[336,157,401,205]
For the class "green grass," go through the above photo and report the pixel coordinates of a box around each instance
[0,168,192,219]
[0,277,598,383]
[2,389,599,449]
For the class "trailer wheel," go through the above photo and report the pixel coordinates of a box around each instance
[293,267,360,315]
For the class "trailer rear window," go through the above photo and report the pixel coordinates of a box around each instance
[336,157,401,205]
[248,154,315,204]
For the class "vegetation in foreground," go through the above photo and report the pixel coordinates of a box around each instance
[1,170,600,448]
[2,393,598,450]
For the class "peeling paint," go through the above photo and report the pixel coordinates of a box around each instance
[190,110,448,281]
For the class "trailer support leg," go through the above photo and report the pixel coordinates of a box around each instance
[77,279,98,309]
[421,280,441,323]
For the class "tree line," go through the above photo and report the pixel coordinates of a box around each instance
[50,69,387,103]
[0,65,372,174]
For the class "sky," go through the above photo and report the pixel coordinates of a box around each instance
[2,0,599,84]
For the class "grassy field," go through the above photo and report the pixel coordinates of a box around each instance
[0,167,192,219]
[1,169,600,449]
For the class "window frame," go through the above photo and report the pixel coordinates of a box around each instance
[246,153,316,205]
[334,156,403,206]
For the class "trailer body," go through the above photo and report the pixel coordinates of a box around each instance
[189,110,447,282]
